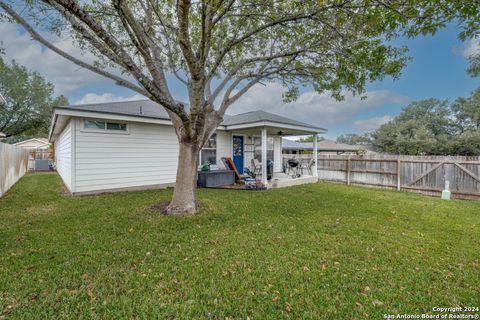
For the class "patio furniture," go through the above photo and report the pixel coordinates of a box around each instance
[300,159,315,175]
[243,167,256,179]
[221,157,242,181]
[251,158,262,176]
[245,177,256,189]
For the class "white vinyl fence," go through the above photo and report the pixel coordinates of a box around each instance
[0,142,30,197]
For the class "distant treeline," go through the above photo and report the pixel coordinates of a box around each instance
[336,88,480,156]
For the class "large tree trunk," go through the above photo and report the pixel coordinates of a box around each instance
[164,108,222,215]
[166,141,200,215]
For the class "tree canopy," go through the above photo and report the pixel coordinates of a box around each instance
[0,58,68,139]
[467,53,480,77]
[370,89,480,155]
[466,38,480,77]
[296,136,324,143]
[336,133,372,145]
[452,87,480,130]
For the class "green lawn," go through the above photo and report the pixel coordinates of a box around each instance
[1,173,479,319]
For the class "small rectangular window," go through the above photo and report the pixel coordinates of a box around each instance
[204,134,217,149]
[84,120,106,130]
[200,133,217,165]
[201,149,216,165]
[84,120,128,133]
[253,136,274,162]
[107,122,127,131]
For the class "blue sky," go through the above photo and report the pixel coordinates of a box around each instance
[0,21,478,139]
[326,24,479,138]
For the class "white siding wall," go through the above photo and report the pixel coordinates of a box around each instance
[60,115,290,194]
[73,118,179,193]
[216,131,231,169]
[55,120,72,190]
[273,136,282,172]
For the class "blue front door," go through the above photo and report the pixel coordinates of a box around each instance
[232,135,244,174]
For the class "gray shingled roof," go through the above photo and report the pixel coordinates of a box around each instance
[57,99,171,120]
[222,110,326,131]
[56,99,326,131]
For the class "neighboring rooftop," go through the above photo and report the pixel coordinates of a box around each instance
[13,138,51,150]
[282,138,364,152]
[56,99,326,132]
[14,138,50,146]
[282,138,307,150]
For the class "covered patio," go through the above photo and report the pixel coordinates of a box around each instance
[222,111,327,188]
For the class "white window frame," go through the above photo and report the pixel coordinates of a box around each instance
[81,119,130,135]
[200,133,217,166]
[253,135,274,162]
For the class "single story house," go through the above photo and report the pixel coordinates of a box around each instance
[49,99,326,195]
[14,138,51,150]
[282,138,369,155]
[0,132,5,139]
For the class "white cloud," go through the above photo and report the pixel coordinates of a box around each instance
[462,37,480,59]
[228,82,409,127]
[75,92,145,105]
[0,20,409,131]
[353,115,393,133]
[0,23,119,94]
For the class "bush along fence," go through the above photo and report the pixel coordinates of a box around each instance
[0,142,30,197]
[283,154,480,200]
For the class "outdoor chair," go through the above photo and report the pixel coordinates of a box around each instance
[251,158,262,176]
[300,159,315,175]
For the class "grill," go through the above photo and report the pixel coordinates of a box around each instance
[287,158,301,178]
[287,158,299,168]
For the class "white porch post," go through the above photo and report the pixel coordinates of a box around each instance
[313,134,318,177]
[261,127,268,185]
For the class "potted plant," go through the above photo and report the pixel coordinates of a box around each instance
[201,161,211,172]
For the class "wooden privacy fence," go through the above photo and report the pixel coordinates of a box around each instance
[283,154,480,200]
[0,142,30,197]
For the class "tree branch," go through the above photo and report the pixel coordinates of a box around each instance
[44,0,189,117]
[0,1,149,97]
[197,0,214,69]
[47,0,149,84]
[207,3,346,80]
[177,0,199,79]
[209,48,308,104]
[218,56,298,115]
[113,0,173,100]
[212,0,235,26]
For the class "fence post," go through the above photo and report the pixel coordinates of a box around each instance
[397,159,401,191]
[312,134,318,177]
[311,154,479,200]
[0,143,29,197]
[346,157,351,185]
